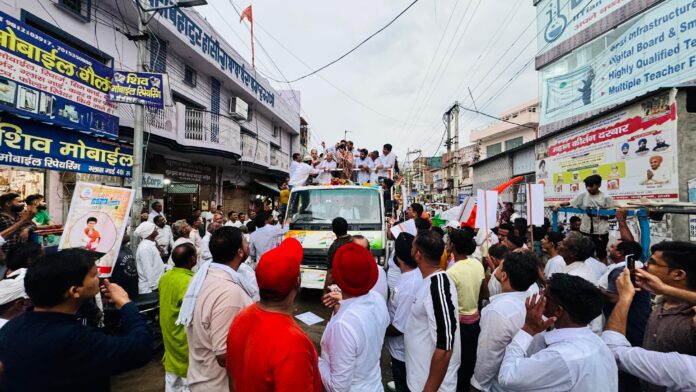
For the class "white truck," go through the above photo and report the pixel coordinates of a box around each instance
[284,185,387,289]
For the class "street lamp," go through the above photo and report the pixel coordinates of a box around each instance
[129,0,207,252]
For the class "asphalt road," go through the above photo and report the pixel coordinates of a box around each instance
[111,289,394,391]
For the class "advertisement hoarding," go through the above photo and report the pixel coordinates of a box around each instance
[0,11,118,136]
[537,90,678,202]
[59,182,135,276]
[539,1,696,129]
[108,71,167,108]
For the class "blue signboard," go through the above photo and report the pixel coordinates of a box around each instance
[0,116,132,177]
[109,71,165,108]
[0,11,119,137]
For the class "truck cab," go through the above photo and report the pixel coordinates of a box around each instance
[284,185,386,289]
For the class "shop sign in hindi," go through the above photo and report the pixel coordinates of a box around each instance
[0,116,133,177]
[0,11,119,136]
[536,90,678,202]
[540,1,696,128]
[124,173,164,188]
[59,182,135,276]
[164,159,214,183]
[108,71,166,108]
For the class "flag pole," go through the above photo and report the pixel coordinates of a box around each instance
[250,15,255,68]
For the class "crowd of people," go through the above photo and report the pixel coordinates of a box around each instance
[0,174,694,392]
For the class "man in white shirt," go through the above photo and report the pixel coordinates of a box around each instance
[319,243,389,392]
[472,250,540,392]
[603,268,696,392]
[289,152,302,179]
[289,156,320,188]
[377,143,396,179]
[249,212,291,266]
[187,216,203,251]
[354,148,374,185]
[387,233,421,392]
[405,230,461,392]
[154,216,174,259]
[200,213,223,264]
[316,151,337,185]
[541,231,566,278]
[148,201,165,223]
[224,211,243,228]
[498,273,618,391]
[134,222,165,294]
[558,233,604,334]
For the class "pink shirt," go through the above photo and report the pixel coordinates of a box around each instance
[186,268,253,391]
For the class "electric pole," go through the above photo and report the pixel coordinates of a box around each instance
[129,0,146,252]
[453,102,460,205]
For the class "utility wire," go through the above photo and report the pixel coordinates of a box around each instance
[273,0,420,83]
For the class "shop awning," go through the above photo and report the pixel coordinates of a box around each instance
[254,179,280,194]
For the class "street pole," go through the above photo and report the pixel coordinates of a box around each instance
[445,108,452,205]
[453,102,460,205]
[130,0,146,252]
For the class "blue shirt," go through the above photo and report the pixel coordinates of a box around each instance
[0,302,153,391]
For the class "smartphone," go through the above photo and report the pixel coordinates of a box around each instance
[626,254,636,284]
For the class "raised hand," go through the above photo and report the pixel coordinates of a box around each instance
[615,268,636,303]
[521,293,556,336]
[634,268,667,295]
[100,279,131,309]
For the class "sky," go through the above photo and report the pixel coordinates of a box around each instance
[198,0,540,161]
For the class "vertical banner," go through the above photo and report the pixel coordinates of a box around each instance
[401,184,409,212]
[475,190,498,232]
[526,184,545,226]
[59,182,135,277]
[689,178,696,242]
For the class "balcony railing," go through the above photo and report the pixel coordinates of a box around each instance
[146,106,176,133]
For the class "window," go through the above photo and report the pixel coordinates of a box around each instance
[59,0,90,21]
[505,137,524,150]
[184,65,197,87]
[247,105,254,121]
[149,35,168,73]
[486,143,502,157]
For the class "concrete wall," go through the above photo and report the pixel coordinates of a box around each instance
[472,154,515,203]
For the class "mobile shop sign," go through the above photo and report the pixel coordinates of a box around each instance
[536,90,678,202]
[536,0,634,56]
[0,116,133,177]
[109,71,166,108]
[0,11,119,136]
[540,1,696,127]
[59,182,135,277]
[149,0,275,108]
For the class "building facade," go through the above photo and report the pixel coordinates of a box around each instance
[470,99,539,160]
[0,0,300,222]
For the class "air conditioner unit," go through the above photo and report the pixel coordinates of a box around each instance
[228,97,248,121]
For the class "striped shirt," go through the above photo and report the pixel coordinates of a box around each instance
[405,270,461,392]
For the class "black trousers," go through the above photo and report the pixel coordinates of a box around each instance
[457,321,481,391]
[391,356,409,392]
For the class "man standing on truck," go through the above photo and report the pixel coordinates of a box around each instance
[289,155,320,189]
[355,148,374,185]
[317,151,337,185]
[377,144,396,179]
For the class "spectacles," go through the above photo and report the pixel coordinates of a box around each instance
[646,257,670,269]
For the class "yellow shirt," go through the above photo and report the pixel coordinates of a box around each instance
[280,189,290,205]
[446,258,485,316]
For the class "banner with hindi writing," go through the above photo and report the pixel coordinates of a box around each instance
[59,182,135,277]
[0,116,133,177]
[0,11,119,137]
[108,71,167,108]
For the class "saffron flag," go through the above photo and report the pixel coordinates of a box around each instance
[240,5,253,23]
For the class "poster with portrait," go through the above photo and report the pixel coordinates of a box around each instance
[537,90,678,202]
[59,182,135,277]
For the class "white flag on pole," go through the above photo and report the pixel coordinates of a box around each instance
[526,184,545,226]
[390,218,417,239]
[475,190,498,232]
[440,196,475,223]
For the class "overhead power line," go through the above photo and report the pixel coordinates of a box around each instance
[275,0,420,83]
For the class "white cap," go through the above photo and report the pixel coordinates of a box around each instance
[0,268,29,305]
[446,220,460,229]
[134,221,157,240]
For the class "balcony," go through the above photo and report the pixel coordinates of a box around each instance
[241,133,271,167]
[270,149,289,172]
[145,103,241,156]
[470,110,538,143]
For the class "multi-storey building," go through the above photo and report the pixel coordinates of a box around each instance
[0,0,300,221]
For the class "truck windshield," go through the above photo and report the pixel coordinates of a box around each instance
[288,188,382,225]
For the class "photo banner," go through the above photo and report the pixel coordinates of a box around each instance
[0,11,118,137]
[540,1,696,128]
[59,182,135,277]
[536,90,678,202]
[0,116,133,177]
